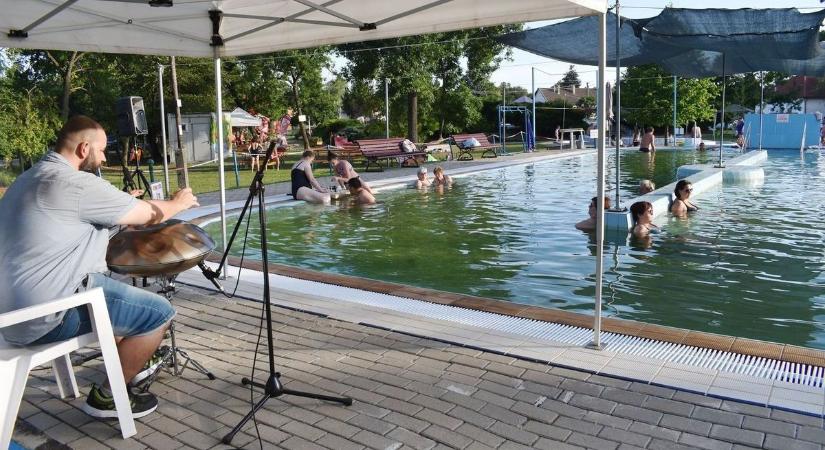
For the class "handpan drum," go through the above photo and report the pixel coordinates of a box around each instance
[107,219,216,277]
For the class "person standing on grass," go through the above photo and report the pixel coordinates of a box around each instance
[0,116,200,419]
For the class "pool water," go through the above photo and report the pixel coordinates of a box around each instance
[204,149,825,349]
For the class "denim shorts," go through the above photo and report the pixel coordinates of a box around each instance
[31,273,176,345]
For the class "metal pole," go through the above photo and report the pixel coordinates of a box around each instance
[532,67,536,149]
[589,11,607,350]
[673,75,677,147]
[759,71,765,150]
[614,5,622,210]
[214,49,227,253]
[502,84,507,152]
[385,78,390,139]
[170,56,190,188]
[158,64,170,197]
[718,53,727,167]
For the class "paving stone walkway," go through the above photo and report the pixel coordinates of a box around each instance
[13,285,825,450]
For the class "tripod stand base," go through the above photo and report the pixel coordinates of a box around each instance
[221,372,352,445]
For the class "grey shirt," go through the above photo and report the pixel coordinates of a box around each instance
[0,152,137,344]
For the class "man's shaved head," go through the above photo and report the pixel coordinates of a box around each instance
[56,116,105,153]
[55,115,108,172]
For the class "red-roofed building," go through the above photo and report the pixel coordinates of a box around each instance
[771,75,825,115]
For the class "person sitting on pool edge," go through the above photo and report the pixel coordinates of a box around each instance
[346,177,376,205]
[639,179,655,195]
[330,152,372,194]
[671,179,699,216]
[432,166,453,187]
[414,167,431,189]
[291,150,330,205]
[630,201,658,237]
[575,196,611,231]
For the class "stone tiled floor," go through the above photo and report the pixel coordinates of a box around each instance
[13,285,825,450]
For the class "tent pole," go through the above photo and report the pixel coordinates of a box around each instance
[214,48,227,253]
[158,64,170,198]
[532,67,536,149]
[170,56,190,188]
[588,11,607,351]
[614,5,622,210]
[759,71,764,151]
[385,78,390,139]
[718,53,726,167]
[673,75,677,147]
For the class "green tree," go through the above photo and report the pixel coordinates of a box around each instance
[560,65,581,88]
[621,65,717,131]
[340,25,520,141]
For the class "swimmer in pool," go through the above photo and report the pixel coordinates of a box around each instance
[670,179,699,217]
[575,196,611,231]
[630,201,658,237]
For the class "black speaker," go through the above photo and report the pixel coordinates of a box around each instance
[115,96,148,136]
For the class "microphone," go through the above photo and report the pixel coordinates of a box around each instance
[198,262,225,294]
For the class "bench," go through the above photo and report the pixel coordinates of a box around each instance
[450,133,499,160]
[356,138,427,172]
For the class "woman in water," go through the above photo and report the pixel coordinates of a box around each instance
[630,201,658,237]
[432,166,453,187]
[639,179,655,195]
[575,196,611,231]
[291,150,330,205]
[670,179,699,217]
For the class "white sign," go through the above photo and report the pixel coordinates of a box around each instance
[150,182,165,200]
[589,129,598,138]
[776,114,790,124]
[298,114,307,123]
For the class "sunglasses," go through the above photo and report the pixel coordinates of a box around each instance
[684,187,693,192]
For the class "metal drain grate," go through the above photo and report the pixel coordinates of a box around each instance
[233,270,825,389]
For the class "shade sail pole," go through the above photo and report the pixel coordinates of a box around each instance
[589,10,607,351]
[532,67,536,148]
[385,79,390,139]
[759,71,764,151]
[672,75,677,146]
[717,53,726,168]
[214,48,227,253]
[613,5,622,210]
[158,64,170,198]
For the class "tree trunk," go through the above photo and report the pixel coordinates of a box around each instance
[407,91,418,143]
[290,74,311,150]
[56,51,81,121]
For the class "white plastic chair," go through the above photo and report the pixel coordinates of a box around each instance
[0,288,136,448]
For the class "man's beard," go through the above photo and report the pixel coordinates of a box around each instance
[79,151,101,173]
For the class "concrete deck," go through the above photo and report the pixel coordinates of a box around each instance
[12,284,825,450]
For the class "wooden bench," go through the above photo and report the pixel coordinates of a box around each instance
[356,138,427,172]
[450,133,499,160]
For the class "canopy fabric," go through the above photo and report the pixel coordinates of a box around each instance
[512,96,533,104]
[0,0,604,58]
[229,107,261,127]
[498,8,825,77]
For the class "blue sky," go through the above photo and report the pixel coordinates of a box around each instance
[490,0,825,92]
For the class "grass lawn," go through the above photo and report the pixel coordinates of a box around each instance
[1,142,542,198]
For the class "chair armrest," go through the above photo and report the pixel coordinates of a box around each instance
[0,288,105,328]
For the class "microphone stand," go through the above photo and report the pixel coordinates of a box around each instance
[206,144,352,446]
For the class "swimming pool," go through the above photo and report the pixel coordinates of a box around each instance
[204,148,825,349]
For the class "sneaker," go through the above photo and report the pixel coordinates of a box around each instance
[82,384,158,419]
[131,346,168,386]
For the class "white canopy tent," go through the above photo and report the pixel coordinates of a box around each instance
[0,0,610,348]
[229,107,262,127]
[512,95,534,104]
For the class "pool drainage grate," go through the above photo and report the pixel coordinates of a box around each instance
[290,279,825,389]
[185,267,825,390]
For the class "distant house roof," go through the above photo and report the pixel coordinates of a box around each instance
[534,86,596,104]
[775,75,825,99]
